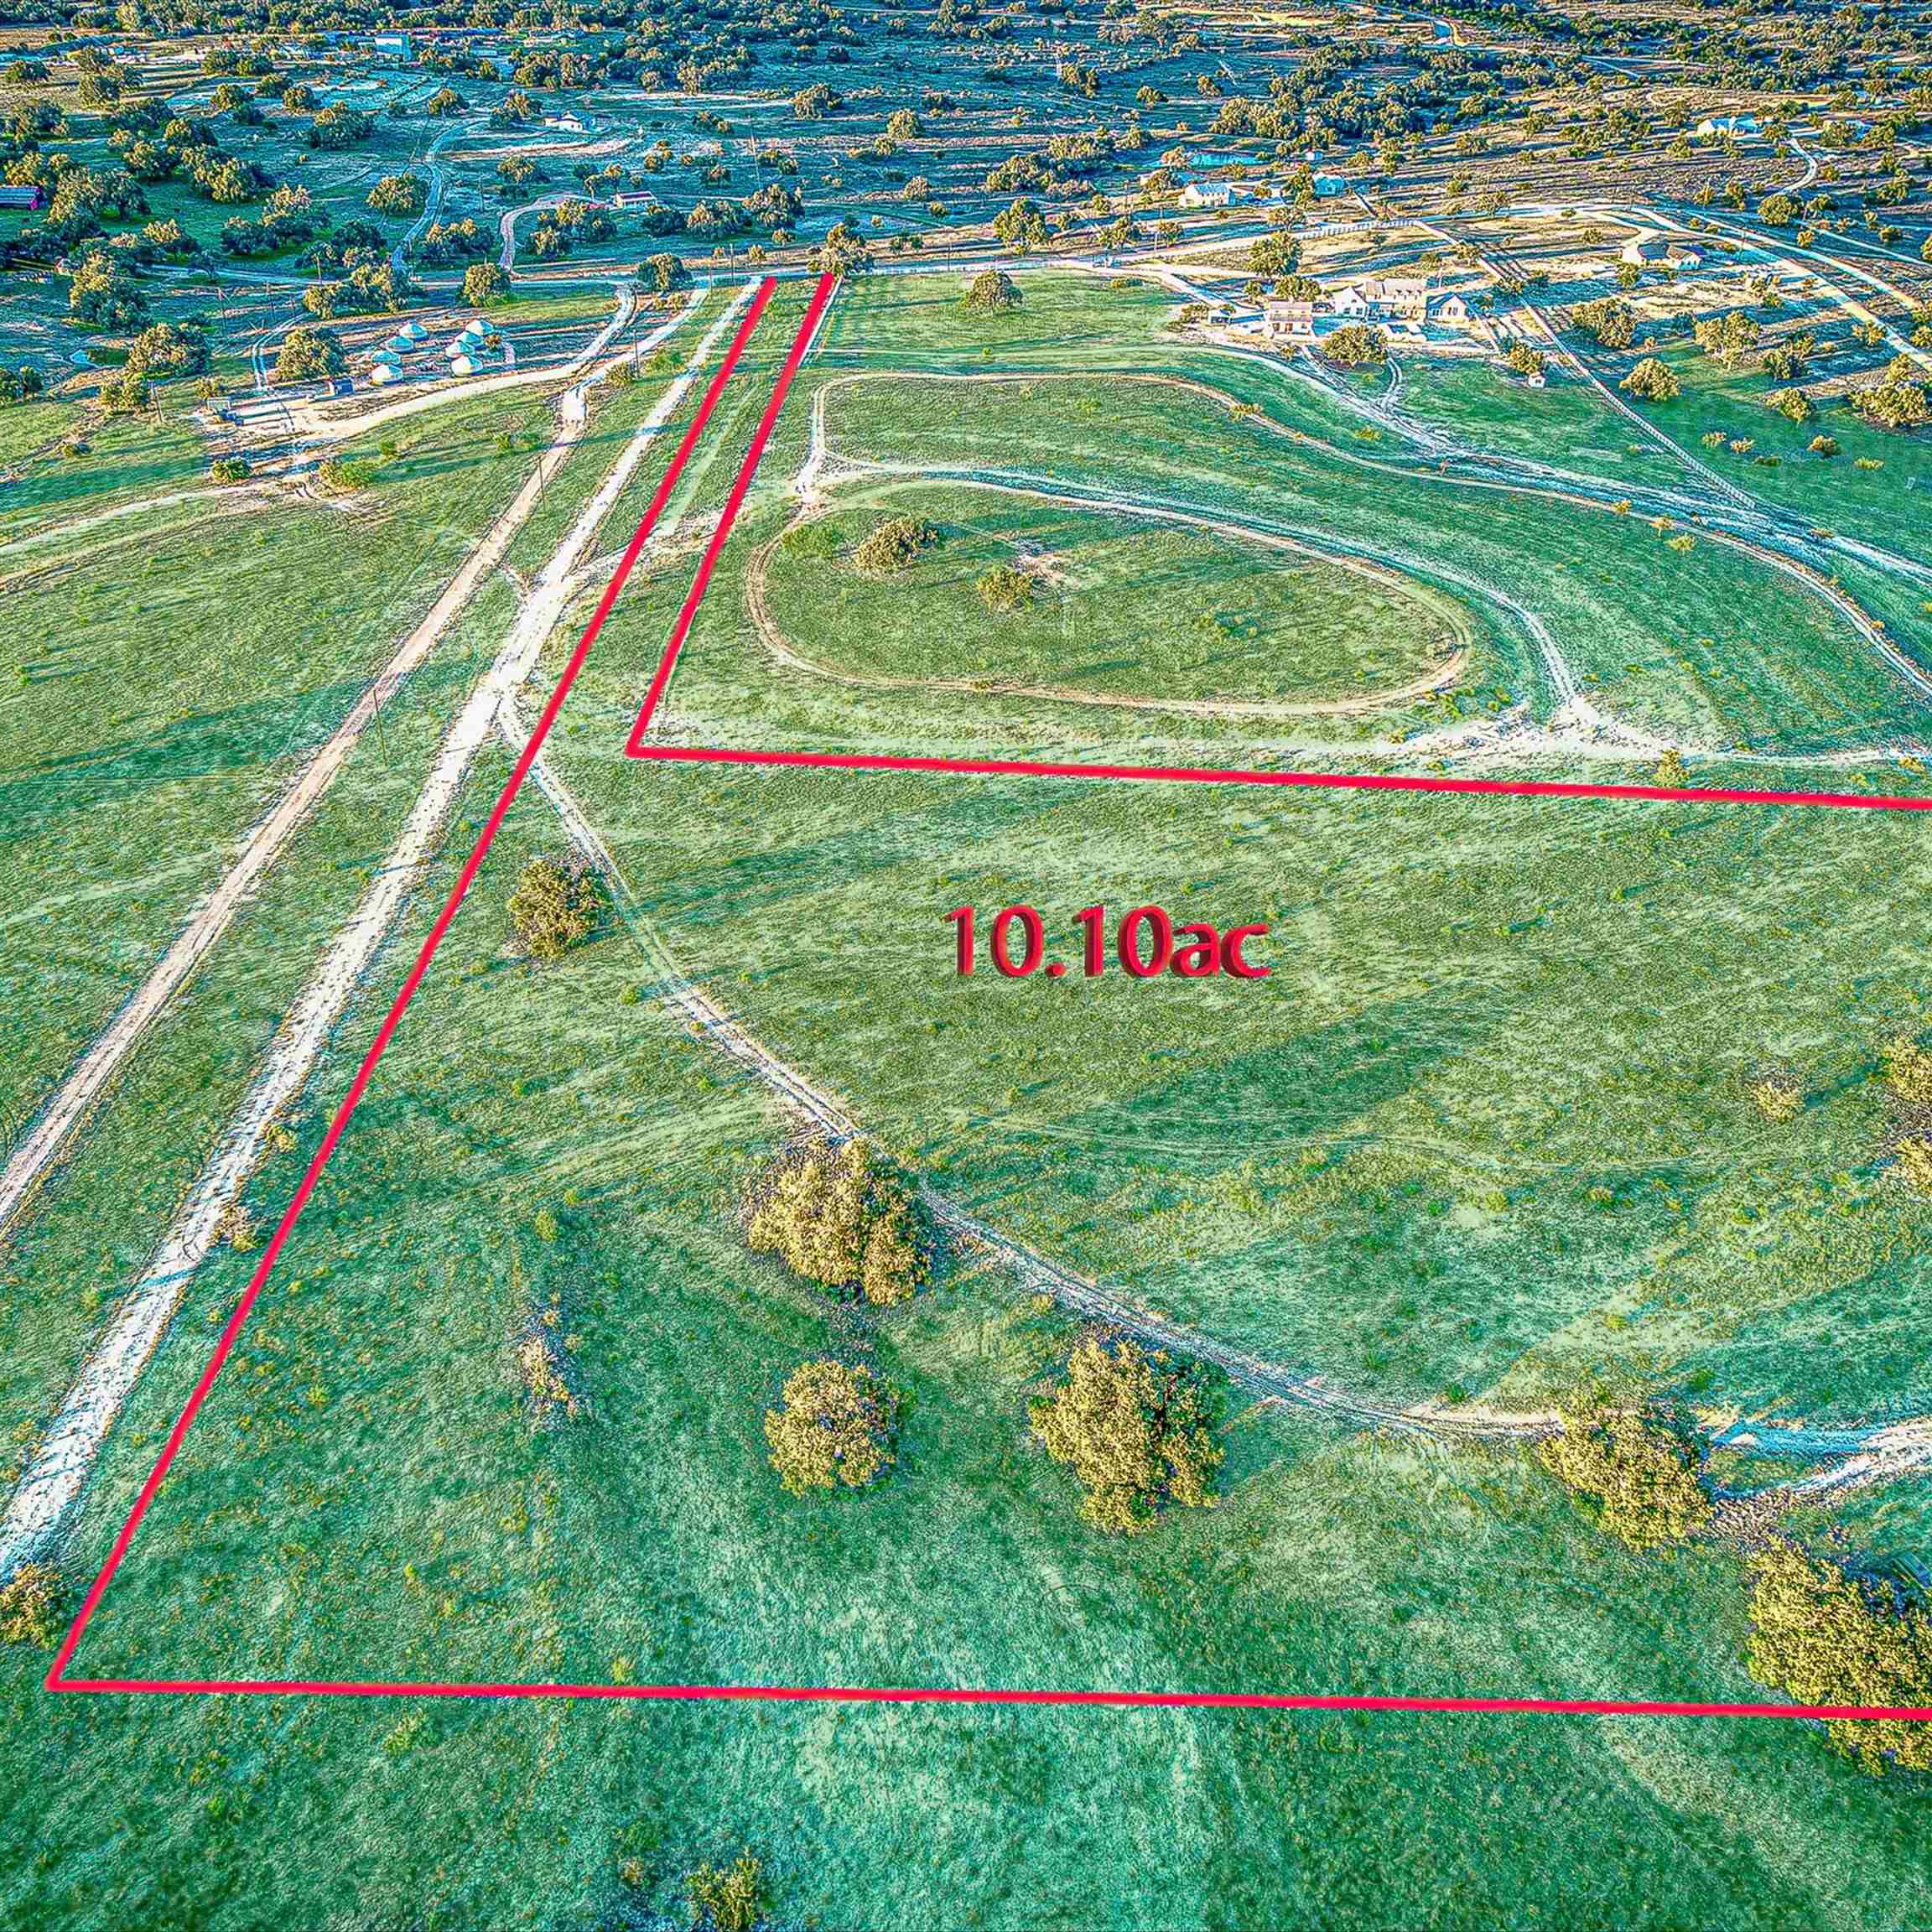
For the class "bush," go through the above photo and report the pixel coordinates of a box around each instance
[1747,1069,1803,1123]
[1809,434,1840,458]
[507,857,601,963]
[963,267,1022,314]
[853,513,937,574]
[97,369,151,413]
[0,1563,63,1648]
[462,260,509,307]
[314,455,368,495]
[744,1138,926,1305]
[1322,323,1387,367]
[1748,1541,1932,1773]
[1538,1405,1711,1550]
[1893,1137,1932,1195]
[1621,357,1680,402]
[765,1359,899,1495]
[366,174,428,217]
[273,324,343,384]
[210,454,248,483]
[1883,1036,1932,1109]
[686,1854,769,1931]
[978,563,1033,613]
[1031,1332,1222,1535]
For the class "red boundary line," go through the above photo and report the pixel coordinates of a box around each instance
[621,745,1932,813]
[44,273,789,1696]
[46,268,1932,1727]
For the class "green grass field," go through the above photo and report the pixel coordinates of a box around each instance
[13,764,1932,1932]
[7,239,1932,1932]
[0,385,551,1150]
[760,479,1473,709]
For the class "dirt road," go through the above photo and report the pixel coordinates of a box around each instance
[0,286,758,1581]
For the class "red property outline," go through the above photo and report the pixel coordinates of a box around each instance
[45,268,1932,1727]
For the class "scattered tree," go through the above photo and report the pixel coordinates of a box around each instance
[462,260,509,307]
[1850,379,1929,431]
[854,513,937,574]
[765,1359,899,1496]
[1504,340,1546,380]
[978,563,1033,613]
[1031,1332,1222,1535]
[1748,1541,1932,1774]
[1621,357,1680,402]
[1571,297,1635,351]
[366,174,428,217]
[744,1138,927,1306]
[272,324,343,384]
[963,267,1022,314]
[1538,1404,1711,1550]
[810,218,872,276]
[1694,310,1762,367]
[1322,323,1387,367]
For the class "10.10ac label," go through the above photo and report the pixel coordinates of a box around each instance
[947,905,1270,980]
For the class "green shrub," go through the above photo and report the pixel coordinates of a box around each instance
[507,857,602,963]
[977,562,1033,613]
[1031,1332,1222,1535]
[963,267,1022,313]
[744,1138,927,1305]
[1883,1036,1932,1109]
[210,454,248,483]
[0,1564,63,1649]
[1748,1541,1932,1774]
[1747,1069,1803,1123]
[853,514,937,574]
[314,455,368,495]
[687,1853,768,1931]
[1538,1405,1711,1550]
[764,1359,898,1495]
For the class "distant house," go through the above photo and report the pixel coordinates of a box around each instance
[1178,180,1237,209]
[368,357,403,386]
[543,111,589,133]
[609,189,659,210]
[1262,297,1317,340]
[1621,236,1670,265]
[1333,274,1431,321]
[1428,292,1475,327]
[365,31,410,59]
[1666,245,1705,269]
[0,184,44,210]
[1696,113,1759,138]
[1310,173,1348,198]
